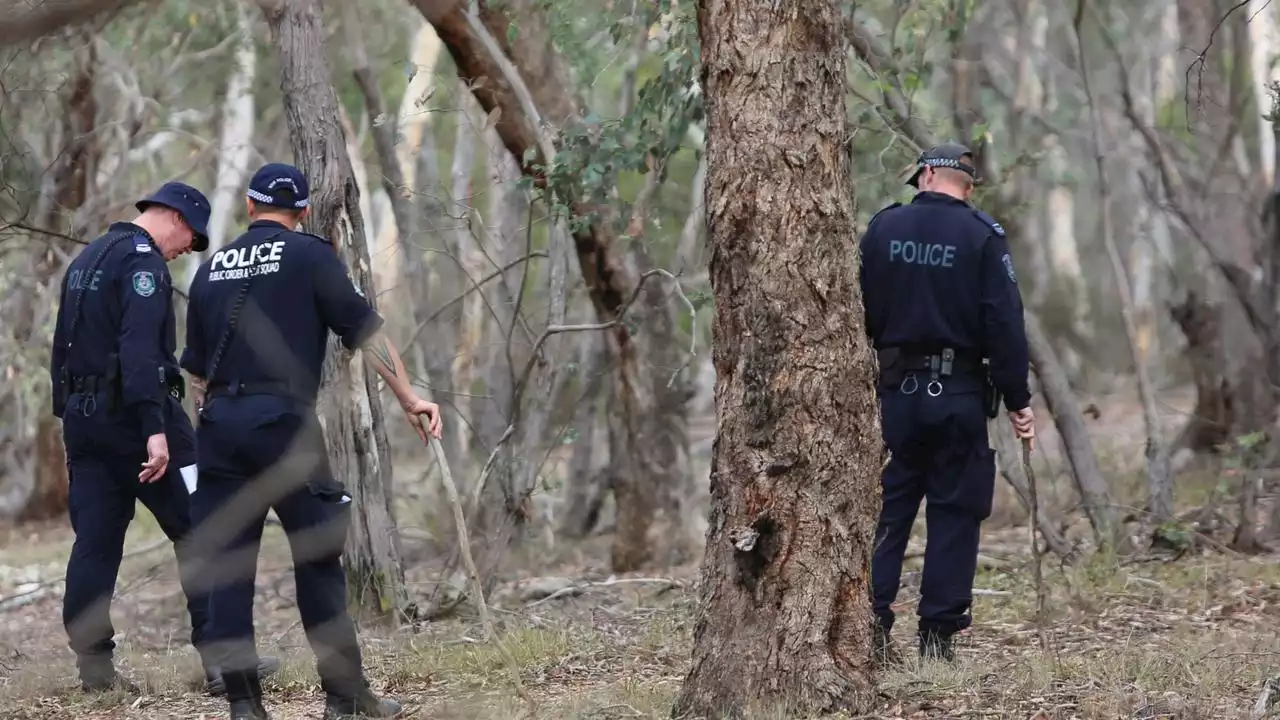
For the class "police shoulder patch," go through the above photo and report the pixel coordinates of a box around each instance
[132,270,157,297]
[972,209,1005,237]
[134,243,152,253]
[1001,253,1017,284]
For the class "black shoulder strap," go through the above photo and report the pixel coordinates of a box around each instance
[296,230,331,245]
[971,208,1005,237]
[63,228,145,354]
[202,230,288,383]
[867,202,902,231]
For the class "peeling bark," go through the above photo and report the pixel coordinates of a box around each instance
[258,0,406,620]
[671,0,878,715]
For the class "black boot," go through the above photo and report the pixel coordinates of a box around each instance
[77,655,141,694]
[229,698,270,720]
[873,620,902,668]
[206,655,282,697]
[917,627,955,662]
[323,685,404,719]
[224,669,270,719]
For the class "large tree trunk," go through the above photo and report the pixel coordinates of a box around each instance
[671,0,879,716]
[258,0,406,620]
[413,0,691,572]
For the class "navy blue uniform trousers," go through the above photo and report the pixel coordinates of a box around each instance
[871,381,996,636]
[61,391,208,674]
[189,393,362,700]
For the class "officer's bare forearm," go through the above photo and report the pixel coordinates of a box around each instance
[361,331,416,405]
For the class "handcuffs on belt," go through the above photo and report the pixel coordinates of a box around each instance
[899,348,954,398]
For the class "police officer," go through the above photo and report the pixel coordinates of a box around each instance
[49,182,278,694]
[859,143,1036,663]
[181,163,441,720]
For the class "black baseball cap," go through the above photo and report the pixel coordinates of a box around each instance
[906,142,978,188]
[246,162,310,210]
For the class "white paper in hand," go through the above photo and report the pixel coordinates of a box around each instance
[180,465,198,495]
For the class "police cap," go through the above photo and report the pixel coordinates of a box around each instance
[136,181,211,252]
[906,142,978,188]
[247,162,310,210]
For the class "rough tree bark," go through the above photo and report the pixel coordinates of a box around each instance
[671,0,880,716]
[412,0,691,572]
[20,39,98,521]
[258,0,406,620]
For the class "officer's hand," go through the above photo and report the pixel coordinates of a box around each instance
[401,396,443,443]
[140,433,170,483]
[1008,407,1036,450]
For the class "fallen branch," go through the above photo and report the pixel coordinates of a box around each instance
[525,576,684,607]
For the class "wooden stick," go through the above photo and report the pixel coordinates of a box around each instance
[1022,437,1049,652]
[429,435,533,705]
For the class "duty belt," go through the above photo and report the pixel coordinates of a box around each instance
[70,375,106,394]
[208,380,302,401]
[876,347,982,397]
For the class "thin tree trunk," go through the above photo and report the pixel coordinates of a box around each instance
[415,0,687,572]
[343,1,417,342]
[1250,0,1280,183]
[475,124,526,452]
[1025,311,1126,551]
[19,38,98,522]
[560,331,610,537]
[672,0,879,715]
[258,0,406,621]
[203,3,256,258]
[1073,2,1172,528]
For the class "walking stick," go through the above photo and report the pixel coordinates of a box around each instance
[1022,436,1049,651]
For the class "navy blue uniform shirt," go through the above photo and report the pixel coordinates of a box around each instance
[181,220,383,402]
[51,222,176,436]
[858,191,1031,411]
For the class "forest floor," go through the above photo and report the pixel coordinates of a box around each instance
[2,382,1279,719]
